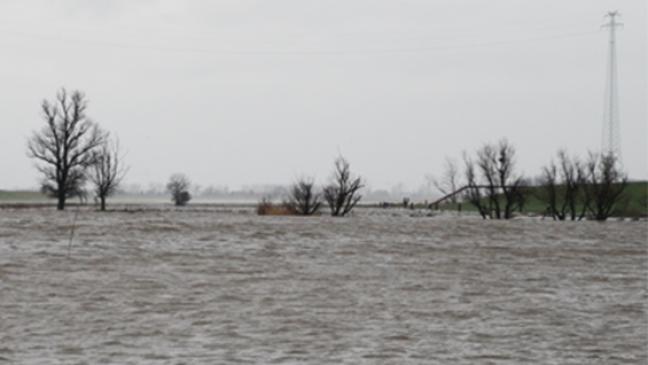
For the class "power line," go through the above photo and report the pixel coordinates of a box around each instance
[0,29,599,56]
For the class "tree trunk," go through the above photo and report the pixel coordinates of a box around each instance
[57,193,66,211]
[100,196,106,211]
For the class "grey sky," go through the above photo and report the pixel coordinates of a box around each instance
[1,0,646,191]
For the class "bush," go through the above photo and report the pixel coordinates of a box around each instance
[285,178,322,215]
[256,198,295,216]
[166,174,192,206]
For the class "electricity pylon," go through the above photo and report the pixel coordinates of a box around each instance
[601,11,623,162]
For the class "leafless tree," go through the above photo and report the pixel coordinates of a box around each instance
[514,178,531,213]
[463,155,489,219]
[583,152,627,221]
[27,89,106,210]
[540,151,586,220]
[166,174,192,206]
[89,139,128,211]
[285,178,322,215]
[489,140,523,218]
[432,157,460,203]
[464,139,524,219]
[323,156,364,217]
[540,160,559,219]
[474,143,500,218]
[496,140,524,218]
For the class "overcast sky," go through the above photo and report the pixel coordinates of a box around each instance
[1,0,646,191]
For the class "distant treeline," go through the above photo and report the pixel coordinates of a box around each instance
[116,184,433,203]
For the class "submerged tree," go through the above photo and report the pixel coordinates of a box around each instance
[431,157,460,203]
[323,156,364,217]
[583,152,627,221]
[463,154,489,219]
[167,174,192,206]
[285,178,322,215]
[464,139,525,219]
[27,89,106,210]
[89,139,128,211]
[539,151,587,221]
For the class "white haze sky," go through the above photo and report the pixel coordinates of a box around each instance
[0,0,646,191]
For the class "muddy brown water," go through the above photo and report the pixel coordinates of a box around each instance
[0,207,646,364]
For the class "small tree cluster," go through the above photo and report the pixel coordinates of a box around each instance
[256,156,364,217]
[539,151,627,221]
[450,139,628,221]
[27,88,127,211]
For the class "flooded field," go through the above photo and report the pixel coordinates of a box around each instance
[0,207,646,364]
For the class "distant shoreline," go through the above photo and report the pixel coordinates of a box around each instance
[2,181,646,219]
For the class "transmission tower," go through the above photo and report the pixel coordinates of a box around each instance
[601,11,623,161]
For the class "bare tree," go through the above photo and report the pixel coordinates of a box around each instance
[285,178,322,215]
[432,157,460,203]
[463,155,489,219]
[540,160,559,219]
[323,156,364,217]
[495,140,524,219]
[464,140,524,219]
[540,151,587,221]
[27,89,106,210]
[89,139,128,211]
[475,143,501,218]
[166,174,192,206]
[583,152,627,221]
[560,152,587,220]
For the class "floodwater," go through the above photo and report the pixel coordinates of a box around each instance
[0,207,646,364]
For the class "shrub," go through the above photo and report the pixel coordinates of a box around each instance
[256,198,295,216]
